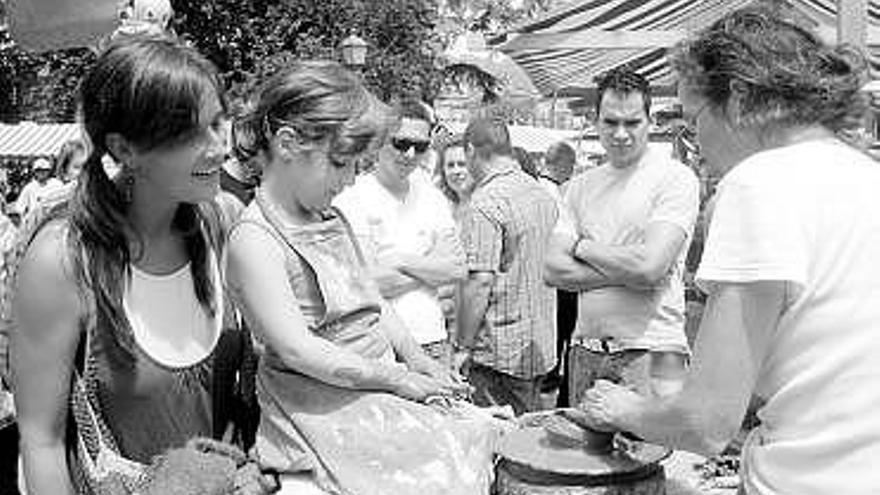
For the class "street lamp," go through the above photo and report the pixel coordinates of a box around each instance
[340,33,369,70]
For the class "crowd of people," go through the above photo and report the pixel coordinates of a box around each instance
[0,4,879,495]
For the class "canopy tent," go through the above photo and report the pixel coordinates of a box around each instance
[442,122,582,153]
[0,123,82,158]
[497,0,880,97]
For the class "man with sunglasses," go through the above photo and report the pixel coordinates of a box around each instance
[544,67,699,409]
[335,99,465,366]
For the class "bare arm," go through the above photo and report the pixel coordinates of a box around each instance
[544,231,619,292]
[227,223,452,399]
[371,228,466,297]
[573,222,688,289]
[455,271,494,350]
[396,228,466,287]
[12,222,82,495]
[377,298,467,389]
[579,281,783,455]
[369,265,421,299]
[378,298,431,366]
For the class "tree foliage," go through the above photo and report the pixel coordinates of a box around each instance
[0,0,95,123]
[0,0,558,123]
[434,0,562,123]
[171,0,444,106]
[0,43,94,123]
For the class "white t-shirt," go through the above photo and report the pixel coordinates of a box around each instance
[334,173,460,345]
[124,254,223,368]
[554,146,699,352]
[15,177,64,216]
[696,138,880,495]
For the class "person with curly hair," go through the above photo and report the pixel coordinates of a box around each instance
[577,6,880,494]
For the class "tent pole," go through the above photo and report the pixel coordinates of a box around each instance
[550,90,558,129]
[838,0,874,142]
[837,0,867,49]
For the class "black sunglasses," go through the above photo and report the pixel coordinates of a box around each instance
[390,138,430,154]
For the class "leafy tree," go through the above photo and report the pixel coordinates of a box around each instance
[0,43,94,123]
[434,0,563,124]
[171,0,444,105]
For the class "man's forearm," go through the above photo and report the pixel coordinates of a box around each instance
[620,395,729,456]
[573,240,657,289]
[398,230,467,287]
[545,241,621,292]
[547,257,619,292]
[572,222,689,290]
[455,274,492,349]
[398,254,466,288]
[371,265,422,298]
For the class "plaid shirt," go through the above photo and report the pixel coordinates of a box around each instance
[460,159,558,379]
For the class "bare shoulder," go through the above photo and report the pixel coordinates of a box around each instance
[16,220,81,311]
[14,220,85,348]
[226,218,286,270]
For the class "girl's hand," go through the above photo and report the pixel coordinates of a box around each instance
[394,371,462,402]
[411,355,471,396]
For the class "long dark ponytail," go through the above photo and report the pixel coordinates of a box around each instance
[69,36,225,357]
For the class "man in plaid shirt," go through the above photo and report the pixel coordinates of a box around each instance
[454,117,558,414]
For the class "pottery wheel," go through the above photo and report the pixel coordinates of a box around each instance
[497,425,671,478]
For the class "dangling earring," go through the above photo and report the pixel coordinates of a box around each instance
[119,165,135,203]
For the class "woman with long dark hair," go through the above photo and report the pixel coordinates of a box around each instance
[11,37,251,494]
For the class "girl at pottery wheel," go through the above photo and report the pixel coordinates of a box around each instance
[575,6,880,495]
[227,60,498,495]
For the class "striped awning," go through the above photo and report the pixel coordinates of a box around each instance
[0,123,82,158]
[509,125,582,152]
[442,122,582,153]
[498,0,880,96]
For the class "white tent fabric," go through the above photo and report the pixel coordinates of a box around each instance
[498,0,880,96]
[0,123,82,158]
[442,122,581,153]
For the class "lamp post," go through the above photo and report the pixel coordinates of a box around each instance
[340,33,369,71]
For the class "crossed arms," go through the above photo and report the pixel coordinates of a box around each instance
[544,221,690,293]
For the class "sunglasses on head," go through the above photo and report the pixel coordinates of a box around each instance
[390,138,430,154]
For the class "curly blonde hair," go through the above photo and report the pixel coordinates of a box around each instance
[670,6,868,133]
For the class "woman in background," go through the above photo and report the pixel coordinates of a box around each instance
[435,135,474,221]
[433,136,475,334]
[56,139,88,185]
